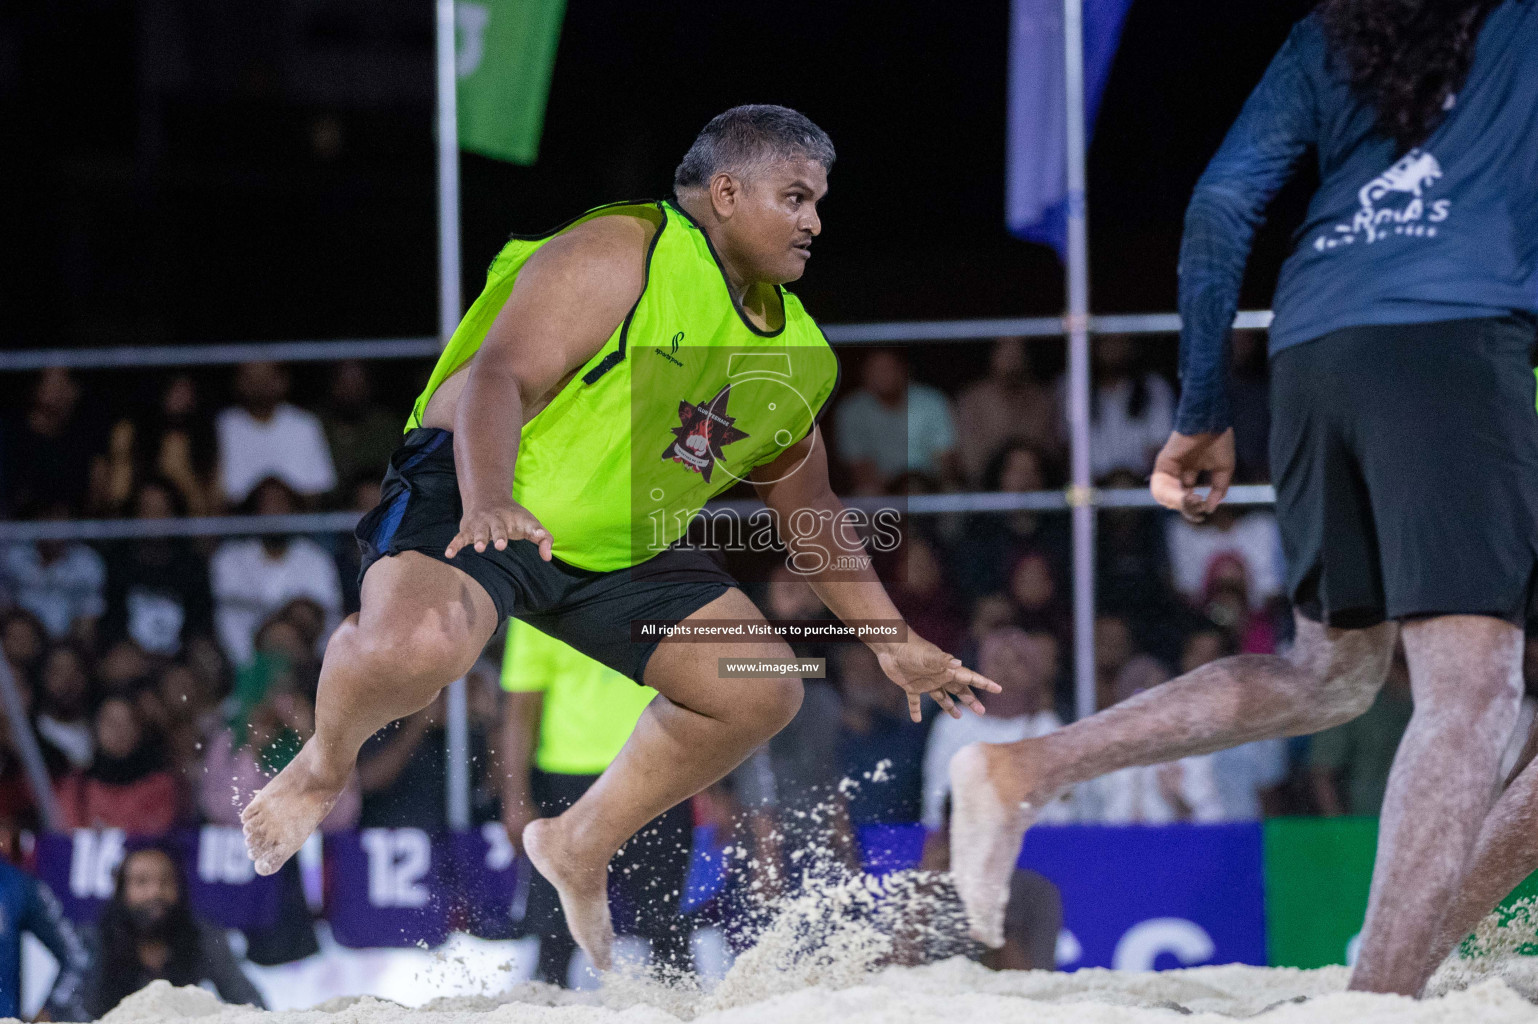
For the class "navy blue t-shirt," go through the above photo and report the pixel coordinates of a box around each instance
[0,861,88,1020]
[1175,0,1538,434]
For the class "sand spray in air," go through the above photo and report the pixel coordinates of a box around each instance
[698,865,968,1013]
[589,794,976,1019]
[564,817,1538,1018]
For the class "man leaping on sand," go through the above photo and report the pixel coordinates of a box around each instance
[952,0,1538,997]
[240,104,998,970]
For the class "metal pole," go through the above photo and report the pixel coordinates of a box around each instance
[1063,0,1097,722]
[435,0,463,342]
[435,0,472,831]
[0,657,62,831]
[445,676,471,830]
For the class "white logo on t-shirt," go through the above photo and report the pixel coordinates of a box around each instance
[1313,148,1452,251]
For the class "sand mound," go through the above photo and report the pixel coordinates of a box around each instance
[68,870,1538,1023]
[100,982,228,1022]
[71,961,1538,1024]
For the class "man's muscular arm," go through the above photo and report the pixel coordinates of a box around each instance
[445,216,651,559]
[751,427,999,722]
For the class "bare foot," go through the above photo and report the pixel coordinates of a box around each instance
[524,816,614,972]
[241,742,346,876]
[948,740,1050,948]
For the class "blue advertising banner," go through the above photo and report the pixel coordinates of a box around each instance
[325,828,450,949]
[37,823,1267,962]
[36,829,122,924]
[446,822,521,939]
[850,822,1267,970]
[181,826,283,932]
[682,823,728,914]
[1023,823,1267,970]
[858,823,930,877]
[35,828,281,931]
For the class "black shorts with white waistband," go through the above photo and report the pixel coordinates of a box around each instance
[1270,315,1538,628]
[354,427,737,682]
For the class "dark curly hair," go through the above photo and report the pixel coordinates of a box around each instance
[1318,0,1504,151]
[85,846,203,1018]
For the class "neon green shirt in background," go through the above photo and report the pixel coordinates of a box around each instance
[500,619,656,775]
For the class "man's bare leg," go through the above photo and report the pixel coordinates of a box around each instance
[1423,722,1538,978]
[1350,615,1522,995]
[951,612,1397,946]
[243,553,498,874]
[523,588,803,970]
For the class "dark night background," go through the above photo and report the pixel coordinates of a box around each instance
[1,0,1317,408]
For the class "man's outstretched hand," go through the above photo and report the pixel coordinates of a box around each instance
[446,500,553,560]
[875,636,1002,723]
[1150,428,1235,524]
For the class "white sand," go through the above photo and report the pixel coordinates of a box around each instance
[52,873,1538,1023]
[78,959,1538,1024]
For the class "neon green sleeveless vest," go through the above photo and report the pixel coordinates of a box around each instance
[407,199,841,572]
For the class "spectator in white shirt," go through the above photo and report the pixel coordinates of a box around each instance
[1075,656,1226,823]
[216,362,337,507]
[210,478,343,666]
[1164,505,1286,615]
[1060,335,1175,481]
[0,502,106,642]
[923,627,1071,828]
[835,349,959,494]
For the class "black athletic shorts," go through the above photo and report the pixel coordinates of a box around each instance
[1270,315,1538,628]
[354,427,736,682]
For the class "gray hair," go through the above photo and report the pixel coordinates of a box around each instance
[673,105,835,192]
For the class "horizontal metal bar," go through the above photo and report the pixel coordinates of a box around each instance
[822,316,1068,344]
[0,512,362,543]
[0,485,1278,542]
[0,338,441,372]
[1091,310,1274,335]
[0,312,1276,372]
[1091,484,1277,509]
[837,484,1276,515]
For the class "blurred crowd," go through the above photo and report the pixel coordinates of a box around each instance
[3,335,1537,1002]
[0,357,506,844]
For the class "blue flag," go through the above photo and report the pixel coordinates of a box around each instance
[1006,0,1134,258]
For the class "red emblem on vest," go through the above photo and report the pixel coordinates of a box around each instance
[663,384,750,483]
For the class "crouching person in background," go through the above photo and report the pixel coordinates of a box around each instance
[82,846,265,1017]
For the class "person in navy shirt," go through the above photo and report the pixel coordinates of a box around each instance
[0,858,88,1021]
[951,0,1538,998]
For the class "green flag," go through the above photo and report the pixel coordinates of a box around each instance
[456,0,566,165]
